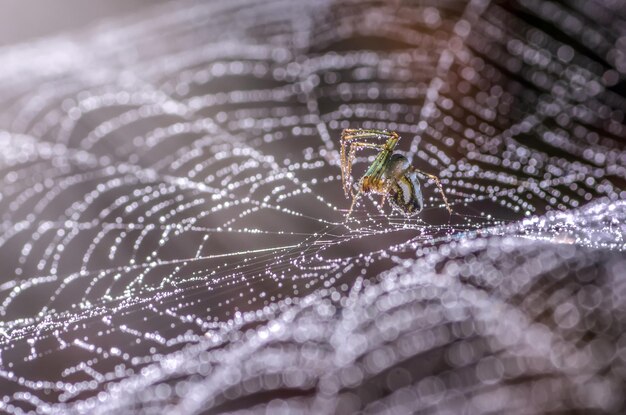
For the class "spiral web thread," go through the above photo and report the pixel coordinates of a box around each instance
[0,0,625,413]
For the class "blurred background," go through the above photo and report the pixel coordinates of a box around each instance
[0,0,624,414]
[0,0,164,46]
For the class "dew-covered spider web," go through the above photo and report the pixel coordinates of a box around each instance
[0,0,625,413]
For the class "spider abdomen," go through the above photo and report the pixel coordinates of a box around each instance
[389,171,424,216]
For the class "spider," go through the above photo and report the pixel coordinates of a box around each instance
[340,128,452,219]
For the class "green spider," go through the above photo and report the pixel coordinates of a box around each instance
[340,128,452,219]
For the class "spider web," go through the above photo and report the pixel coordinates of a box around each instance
[0,0,625,413]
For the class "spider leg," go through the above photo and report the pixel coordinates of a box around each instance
[341,129,400,143]
[345,187,363,221]
[380,179,392,208]
[409,167,453,214]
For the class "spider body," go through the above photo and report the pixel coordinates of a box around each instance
[360,154,424,214]
[340,128,451,219]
